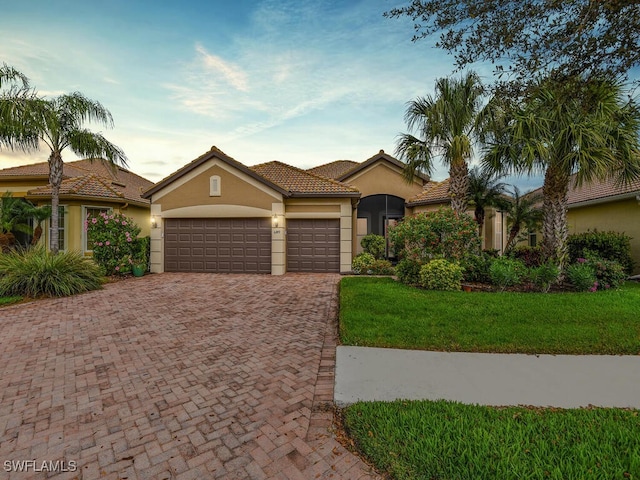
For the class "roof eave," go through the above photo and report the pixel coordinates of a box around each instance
[288,192,361,198]
[25,193,150,208]
[568,191,640,209]
[406,198,450,207]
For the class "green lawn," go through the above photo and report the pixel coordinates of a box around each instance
[343,400,640,480]
[339,277,640,354]
[0,295,23,307]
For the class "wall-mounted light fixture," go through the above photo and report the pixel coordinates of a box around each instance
[272,213,279,228]
[151,215,158,229]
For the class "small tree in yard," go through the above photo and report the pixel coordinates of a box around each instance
[389,207,481,264]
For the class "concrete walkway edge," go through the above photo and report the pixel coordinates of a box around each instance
[335,346,640,408]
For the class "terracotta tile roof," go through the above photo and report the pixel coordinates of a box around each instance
[27,174,126,200]
[567,175,640,205]
[0,158,153,205]
[407,178,451,206]
[250,161,360,196]
[306,160,359,180]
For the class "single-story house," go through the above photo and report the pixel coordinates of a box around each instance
[0,159,154,252]
[565,176,640,274]
[143,147,507,274]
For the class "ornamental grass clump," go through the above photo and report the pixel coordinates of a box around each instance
[0,246,104,297]
[86,212,141,275]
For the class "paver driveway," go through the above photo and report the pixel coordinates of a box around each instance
[0,273,378,479]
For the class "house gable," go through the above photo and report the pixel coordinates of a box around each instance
[340,153,425,200]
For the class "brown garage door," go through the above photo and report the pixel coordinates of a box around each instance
[165,218,271,273]
[287,219,340,272]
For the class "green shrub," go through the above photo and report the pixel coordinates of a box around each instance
[586,255,627,290]
[352,253,375,274]
[369,259,395,275]
[566,261,598,292]
[567,230,634,274]
[460,252,494,283]
[0,246,104,297]
[352,253,393,275]
[489,257,526,291]
[389,207,481,263]
[360,234,386,259]
[528,262,560,293]
[419,259,463,291]
[395,258,422,285]
[86,211,141,275]
[508,246,543,268]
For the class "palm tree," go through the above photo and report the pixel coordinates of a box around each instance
[0,90,127,253]
[0,192,31,252]
[483,76,640,270]
[396,71,485,214]
[467,166,508,241]
[502,187,543,254]
[20,202,52,245]
[0,63,29,89]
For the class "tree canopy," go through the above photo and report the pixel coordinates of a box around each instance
[386,1,640,89]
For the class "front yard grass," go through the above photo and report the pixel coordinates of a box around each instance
[339,277,640,354]
[343,399,640,480]
[0,295,22,307]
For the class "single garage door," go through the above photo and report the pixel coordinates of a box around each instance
[287,219,340,272]
[165,218,271,273]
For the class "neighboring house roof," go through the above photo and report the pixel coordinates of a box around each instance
[525,175,640,207]
[250,161,360,197]
[27,174,125,201]
[567,176,640,207]
[0,158,153,206]
[406,178,451,206]
[306,160,359,180]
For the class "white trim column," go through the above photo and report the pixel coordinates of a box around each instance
[271,202,285,275]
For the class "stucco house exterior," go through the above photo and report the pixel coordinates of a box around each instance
[144,147,506,274]
[0,159,153,253]
[565,176,640,275]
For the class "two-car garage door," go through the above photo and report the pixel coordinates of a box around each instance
[164,218,272,273]
[164,218,340,273]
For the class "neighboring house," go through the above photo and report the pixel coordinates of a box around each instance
[0,159,154,253]
[522,176,640,274]
[565,176,640,274]
[143,147,505,275]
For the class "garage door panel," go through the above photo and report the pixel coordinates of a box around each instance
[165,218,271,273]
[287,219,340,273]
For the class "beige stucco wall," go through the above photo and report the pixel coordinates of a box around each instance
[40,200,149,254]
[153,164,277,211]
[343,162,424,200]
[568,197,640,274]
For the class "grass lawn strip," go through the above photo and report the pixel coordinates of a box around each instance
[0,296,23,307]
[343,399,640,480]
[339,277,640,354]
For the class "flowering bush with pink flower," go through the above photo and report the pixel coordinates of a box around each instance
[86,212,141,275]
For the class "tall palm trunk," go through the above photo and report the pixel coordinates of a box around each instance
[541,162,569,271]
[449,158,469,215]
[48,151,64,254]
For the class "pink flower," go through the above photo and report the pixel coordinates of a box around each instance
[98,242,103,247]
[115,266,120,271]
[127,237,132,242]
[92,218,98,224]
[122,221,127,226]
[105,241,110,246]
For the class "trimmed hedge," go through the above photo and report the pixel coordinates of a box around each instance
[567,230,634,274]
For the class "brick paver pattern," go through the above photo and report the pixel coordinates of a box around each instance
[0,273,379,479]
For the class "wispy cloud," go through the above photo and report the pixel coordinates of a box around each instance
[194,43,248,92]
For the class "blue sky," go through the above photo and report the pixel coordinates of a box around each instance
[1,0,543,190]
